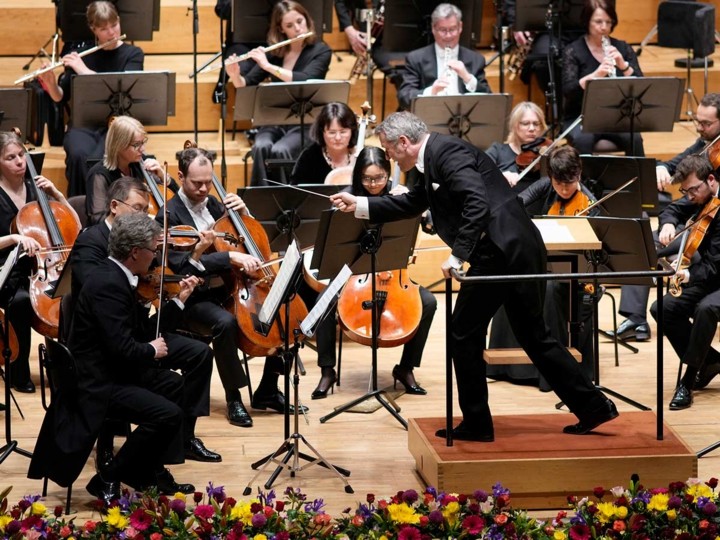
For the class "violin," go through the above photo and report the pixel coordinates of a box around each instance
[166,225,237,251]
[547,190,593,216]
[11,129,81,339]
[700,134,720,171]
[0,308,20,365]
[136,268,204,304]
[515,137,553,170]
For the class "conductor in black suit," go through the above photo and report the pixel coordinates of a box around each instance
[397,3,491,111]
[330,112,618,441]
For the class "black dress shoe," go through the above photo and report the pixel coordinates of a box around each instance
[86,473,120,504]
[564,398,619,434]
[0,402,5,411]
[435,421,494,442]
[185,437,222,462]
[252,390,308,414]
[392,365,427,395]
[12,380,35,393]
[610,319,650,342]
[155,468,195,495]
[669,384,693,410]
[227,400,253,427]
[312,368,336,400]
[695,362,720,390]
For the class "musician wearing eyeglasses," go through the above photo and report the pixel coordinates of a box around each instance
[36,1,144,198]
[397,3,491,112]
[650,154,720,412]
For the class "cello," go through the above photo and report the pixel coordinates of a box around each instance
[12,132,80,339]
[0,308,19,365]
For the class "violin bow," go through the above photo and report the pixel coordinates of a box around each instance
[516,115,583,184]
[154,161,170,339]
[575,176,637,217]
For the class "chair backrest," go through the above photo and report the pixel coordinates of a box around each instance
[67,195,88,229]
[42,338,78,397]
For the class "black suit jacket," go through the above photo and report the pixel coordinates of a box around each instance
[398,44,491,111]
[243,41,332,86]
[69,221,110,298]
[368,132,546,274]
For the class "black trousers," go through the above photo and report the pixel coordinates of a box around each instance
[1,280,32,387]
[63,126,107,197]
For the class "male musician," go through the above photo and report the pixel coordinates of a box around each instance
[650,154,720,411]
[68,178,221,466]
[29,214,198,502]
[330,112,618,441]
[159,147,305,428]
[612,93,720,342]
[397,3,491,112]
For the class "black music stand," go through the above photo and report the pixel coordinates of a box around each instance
[70,71,176,128]
[581,77,684,156]
[232,0,333,41]
[0,244,33,466]
[0,89,32,142]
[61,0,160,42]
[412,94,512,151]
[313,210,420,429]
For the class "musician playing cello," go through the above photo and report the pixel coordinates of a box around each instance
[650,154,720,411]
[0,131,74,394]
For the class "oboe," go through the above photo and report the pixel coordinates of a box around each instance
[601,35,616,78]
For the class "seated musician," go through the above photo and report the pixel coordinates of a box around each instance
[158,147,306,428]
[29,214,198,503]
[485,101,547,192]
[86,116,176,225]
[611,93,720,343]
[300,146,437,398]
[225,1,331,186]
[0,131,74,394]
[68,177,220,467]
[488,146,598,388]
[37,1,144,197]
[650,154,720,411]
[289,102,358,185]
[397,3,491,111]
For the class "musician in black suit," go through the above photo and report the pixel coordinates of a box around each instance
[330,112,618,441]
[397,3,491,111]
[158,147,307,428]
[29,214,198,502]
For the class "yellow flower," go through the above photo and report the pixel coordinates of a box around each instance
[442,501,461,525]
[667,509,677,521]
[387,503,420,524]
[616,506,628,519]
[174,493,186,501]
[596,502,617,524]
[647,493,669,512]
[103,506,129,531]
[0,515,12,532]
[553,531,567,540]
[379,536,388,540]
[31,502,47,516]
[687,484,713,502]
[230,501,254,525]
[253,535,267,540]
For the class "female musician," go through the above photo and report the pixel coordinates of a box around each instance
[289,102,359,184]
[562,0,643,156]
[485,101,548,192]
[37,1,144,197]
[85,116,174,225]
[488,146,598,389]
[302,147,437,398]
[0,131,74,393]
[225,1,331,186]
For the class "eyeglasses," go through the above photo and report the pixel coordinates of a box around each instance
[679,182,706,197]
[114,199,148,213]
[361,174,388,185]
[519,121,542,128]
[139,246,162,256]
[434,25,460,36]
[324,129,351,139]
[590,18,614,26]
[693,117,718,130]
[130,137,149,150]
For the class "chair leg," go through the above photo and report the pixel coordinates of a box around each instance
[65,485,72,515]
[42,477,48,497]
[242,352,253,402]
[337,328,343,387]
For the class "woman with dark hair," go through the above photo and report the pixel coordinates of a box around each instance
[226,0,332,186]
[303,146,437,399]
[290,102,359,184]
[562,0,643,155]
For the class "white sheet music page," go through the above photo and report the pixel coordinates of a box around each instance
[301,264,353,337]
[259,240,301,326]
[0,244,22,292]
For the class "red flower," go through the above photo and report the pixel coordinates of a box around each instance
[569,523,591,540]
[419,516,429,526]
[378,500,388,510]
[612,520,626,532]
[708,478,719,489]
[462,515,485,535]
[129,508,154,531]
[494,514,508,526]
[193,492,203,503]
[275,501,285,512]
[59,526,72,538]
[351,515,364,527]
[84,520,97,532]
[367,493,375,504]
[194,504,215,520]
[250,502,263,514]
[593,487,605,499]
[263,506,275,518]
[274,532,290,540]
[699,519,710,530]
[150,533,163,540]
[54,506,64,518]
[458,494,468,504]
[313,513,331,526]
[397,526,421,540]
[495,494,510,509]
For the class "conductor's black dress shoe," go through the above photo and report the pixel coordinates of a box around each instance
[185,437,222,462]
[155,468,195,495]
[86,474,121,504]
[669,384,693,410]
[435,421,494,442]
[227,400,253,427]
[563,398,619,434]
[695,362,720,390]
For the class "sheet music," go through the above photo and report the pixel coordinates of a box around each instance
[0,244,22,292]
[259,240,302,326]
[301,264,352,337]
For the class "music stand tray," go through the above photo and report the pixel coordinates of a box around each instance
[0,89,32,140]
[71,71,176,129]
[412,94,512,151]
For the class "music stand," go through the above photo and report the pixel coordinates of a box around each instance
[581,77,684,156]
[0,89,32,141]
[580,155,654,218]
[70,71,176,128]
[232,0,332,42]
[515,0,585,32]
[313,210,420,428]
[412,94,512,151]
[61,0,160,42]
[237,185,342,252]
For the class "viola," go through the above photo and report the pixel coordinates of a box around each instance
[700,134,720,171]
[515,137,553,170]
[11,131,80,339]
[547,190,592,216]
[0,308,20,365]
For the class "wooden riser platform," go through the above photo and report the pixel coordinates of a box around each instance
[409,412,697,510]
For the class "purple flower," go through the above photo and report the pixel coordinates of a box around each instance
[402,490,419,504]
[428,510,444,524]
[358,504,374,519]
[304,499,325,512]
[207,482,226,503]
[169,499,186,514]
[473,489,489,502]
[251,513,267,528]
[425,486,438,498]
[6,521,21,535]
[492,482,510,498]
[260,489,276,508]
[702,501,718,515]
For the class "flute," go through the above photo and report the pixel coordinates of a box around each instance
[14,35,126,85]
[197,32,314,75]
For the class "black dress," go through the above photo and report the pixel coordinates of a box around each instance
[289,143,332,185]
[485,142,541,193]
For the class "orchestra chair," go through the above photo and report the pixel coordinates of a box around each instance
[67,195,88,229]
[592,139,622,154]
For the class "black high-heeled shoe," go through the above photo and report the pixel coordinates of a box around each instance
[392,365,427,395]
[312,368,336,400]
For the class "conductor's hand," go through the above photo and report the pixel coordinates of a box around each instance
[441,258,454,279]
[330,192,357,213]
[658,223,677,246]
[150,337,168,359]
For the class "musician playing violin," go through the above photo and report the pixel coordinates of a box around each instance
[159,147,306,429]
[650,154,720,411]
[37,1,144,197]
[0,131,73,394]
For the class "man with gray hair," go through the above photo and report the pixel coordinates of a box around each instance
[331,112,618,442]
[397,3,490,111]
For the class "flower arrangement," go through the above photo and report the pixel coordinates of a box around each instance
[0,476,719,539]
